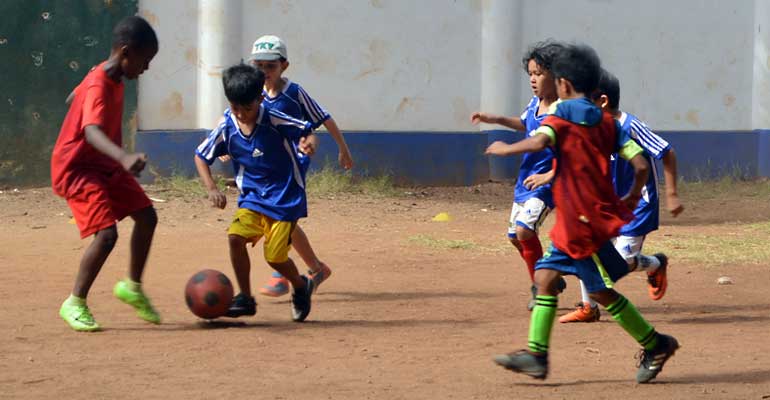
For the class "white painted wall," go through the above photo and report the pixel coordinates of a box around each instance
[138,0,765,132]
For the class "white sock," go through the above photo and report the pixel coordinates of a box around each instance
[580,280,597,307]
[636,254,661,273]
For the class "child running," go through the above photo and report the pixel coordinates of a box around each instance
[247,35,353,297]
[52,16,161,331]
[486,43,679,383]
[470,40,566,310]
[194,64,318,322]
[558,69,684,323]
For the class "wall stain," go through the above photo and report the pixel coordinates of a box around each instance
[686,110,700,127]
[160,92,184,118]
[185,47,198,65]
[673,113,681,121]
[69,61,79,71]
[81,36,98,47]
[307,51,337,74]
[705,80,717,90]
[396,96,423,113]
[723,95,736,107]
[452,97,471,127]
[354,67,382,80]
[370,0,385,8]
[31,51,44,67]
[0,38,7,45]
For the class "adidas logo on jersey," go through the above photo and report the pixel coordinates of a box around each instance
[252,148,263,158]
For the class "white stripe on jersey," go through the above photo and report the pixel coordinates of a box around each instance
[197,121,227,161]
[269,109,311,130]
[282,138,305,189]
[297,86,326,123]
[630,119,669,157]
[235,164,245,194]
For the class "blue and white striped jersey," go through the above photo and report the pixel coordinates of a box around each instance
[263,79,330,173]
[612,112,671,236]
[195,105,313,221]
[514,96,555,208]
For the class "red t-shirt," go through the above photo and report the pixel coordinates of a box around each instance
[544,113,634,259]
[51,62,125,196]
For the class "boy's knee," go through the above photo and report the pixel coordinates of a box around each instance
[509,237,522,251]
[133,206,158,229]
[515,226,534,240]
[95,226,119,250]
[533,269,561,295]
[228,234,248,248]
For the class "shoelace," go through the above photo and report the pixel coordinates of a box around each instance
[75,307,95,323]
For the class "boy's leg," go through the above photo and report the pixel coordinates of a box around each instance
[224,209,265,317]
[590,242,679,383]
[61,225,118,332]
[615,235,668,300]
[292,225,333,288]
[264,220,314,322]
[229,234,254,296]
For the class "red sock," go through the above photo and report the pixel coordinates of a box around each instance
[519,236,543,282]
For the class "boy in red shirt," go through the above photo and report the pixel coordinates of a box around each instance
[51,16,160,332]
[486,43,679,383]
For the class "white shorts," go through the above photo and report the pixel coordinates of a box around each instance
[507,197,550,238]
[613,235,646,264]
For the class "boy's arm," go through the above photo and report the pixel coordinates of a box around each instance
[84,125,146,176]
[485,125,553,156]
[65,90,75,105]
[322,118,353,170]
[620,153,650,210]
[194,155,226,209]
[470,111,526,131]
[661,148,683,216]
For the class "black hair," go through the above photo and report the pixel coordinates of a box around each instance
[112,16,158,51]
[550,43,602,94]
[591,69,621,110]
[222,64,265,105]
[521,39,566,73]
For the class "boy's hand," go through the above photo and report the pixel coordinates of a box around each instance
[120,153,148,177]
[208,189,227,209]
[218,155,232,163]
[338,148,353,170]
[484,141,510,156]
[523,171,554,190]
[620,193,641,210]
[299,134,319,156]
[666,193,684,217]
[470,112,493,125]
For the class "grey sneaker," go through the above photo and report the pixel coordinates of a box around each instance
[636,333,679,383]
[493,350,548,379]
[291,275,315,322]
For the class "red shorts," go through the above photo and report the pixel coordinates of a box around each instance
[64,169,153,238]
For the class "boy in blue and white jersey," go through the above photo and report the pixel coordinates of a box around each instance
[471,40,566,309]
[558,69,684,323]
[194,64,319,322]
[247,35,353,297]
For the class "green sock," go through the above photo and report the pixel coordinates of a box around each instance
[528,295,558,354]
[124,279,141,292]
[607,295,658,350]
[65,294,86,306]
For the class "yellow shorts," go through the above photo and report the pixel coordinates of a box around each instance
[227,208,295,263]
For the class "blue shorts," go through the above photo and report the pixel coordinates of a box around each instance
[535,241,629,293]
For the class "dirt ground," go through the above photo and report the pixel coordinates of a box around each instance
[1,182,769,400]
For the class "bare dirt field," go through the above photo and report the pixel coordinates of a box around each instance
[1,180,769,400]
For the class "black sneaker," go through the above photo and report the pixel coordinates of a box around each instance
[291,276,315,322]
[636,333,680,383]
[225,293,257,318]
[493,350,549,379]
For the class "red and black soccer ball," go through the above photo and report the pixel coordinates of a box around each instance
[185,269,234,319]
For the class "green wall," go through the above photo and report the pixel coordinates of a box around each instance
[0,0,138,186]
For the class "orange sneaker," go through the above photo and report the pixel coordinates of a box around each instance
[647,253,668,301]
[259,272,290,297]
[308,262,332,292]
[558,302,600,323]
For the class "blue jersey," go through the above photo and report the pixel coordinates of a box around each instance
[515,96,555,207]
[263,79,330,173]
[195,105,313,221]
[612,112,671,236]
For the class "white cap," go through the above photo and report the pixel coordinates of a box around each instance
[248,35,287,61]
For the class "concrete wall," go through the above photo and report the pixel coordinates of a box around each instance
[0,0,138,185]
[129,0,770,185]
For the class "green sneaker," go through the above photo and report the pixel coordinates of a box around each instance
[113,281,161,324]
[59,301,101,332]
